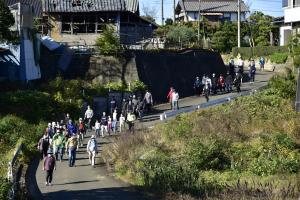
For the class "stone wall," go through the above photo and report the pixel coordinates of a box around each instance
[40,48,226,102]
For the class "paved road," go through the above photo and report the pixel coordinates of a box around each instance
[30,71,274,200]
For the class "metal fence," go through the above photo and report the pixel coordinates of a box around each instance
[7,143,23,200]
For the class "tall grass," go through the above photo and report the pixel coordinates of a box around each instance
[103,69,300,199]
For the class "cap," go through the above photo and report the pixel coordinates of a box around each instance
[79,118,83,121]
[47,149,53,154]
[91,135,96,139]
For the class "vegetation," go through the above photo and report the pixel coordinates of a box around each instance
[232,46,289,59]
[0,76,147,199]
[289,34,300,68]
[103,69,300,199]
[270,52,289,64]
[95,26,121,54]
[0,0,15,42]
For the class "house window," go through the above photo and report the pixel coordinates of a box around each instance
[223,13,230,21]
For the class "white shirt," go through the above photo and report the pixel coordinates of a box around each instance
[113,112,117,121]
[85,108,94,119]
[95,122,100,129]
[120,116,125,124]
[172,92,179,101]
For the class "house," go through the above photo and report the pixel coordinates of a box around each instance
[1,1,41,81]
[280,0,300,46]
[175,0,249,23]
[41,0,157,45]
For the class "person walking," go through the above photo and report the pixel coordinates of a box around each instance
[259,56,265,71]
[110,97,117,115]
[167,87,174,109]
[52,129,66,162]
[84,105,94,131]
[225,72,233,93]
[95,119,101,137]
[203,80,210,102]
[143,90,153,113]
[127,112,136,132]
[229,57,235,77]
[193,77,202,96]
[211,73,218,95]
[233,72,242,93]
[249,59,256,83]
[112,109,118,133]
[86,135,98,167]
[218,74,225,93]
[67,120,77,137]
[38,131,51,160]
[77,118,85,147]
[43,149,56,186]
[172,89,179,110]
[100,112,108,137]
[237,56,244,74]
[119,114,126,132]
[136,97,144,121]
[65,134,78,167]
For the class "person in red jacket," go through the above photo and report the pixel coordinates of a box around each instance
[218,74,225,93]
[167,87,174,110]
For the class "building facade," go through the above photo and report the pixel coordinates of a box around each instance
[42,0,157,45]
[280,0,300,45]
[175,0,249,23]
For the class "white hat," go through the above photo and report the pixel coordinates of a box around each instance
[91,135,95,139]
[48,123,51,127]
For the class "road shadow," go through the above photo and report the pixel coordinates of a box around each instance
[43,187,155,200]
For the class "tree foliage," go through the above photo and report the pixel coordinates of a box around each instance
[166,25,196,44]
[248,11,273,47]
[95,26,121,54]
[0,0,15,42]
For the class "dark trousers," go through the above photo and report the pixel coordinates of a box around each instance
[128,122,134,132]
[68,148,76,167]
[46,170,53,183]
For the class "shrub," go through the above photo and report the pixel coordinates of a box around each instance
[0,90,55,122]
[0,178,11,200]
[232,46,289,59]
[95,26,121,54]
[270,52,288,64]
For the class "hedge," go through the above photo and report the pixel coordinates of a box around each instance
[232,46,289,59]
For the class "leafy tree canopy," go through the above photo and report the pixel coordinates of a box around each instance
[166,25,196,43]
[0,0,15,42]
[95,26,121,54]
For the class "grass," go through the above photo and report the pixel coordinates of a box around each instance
[103,68,300,199]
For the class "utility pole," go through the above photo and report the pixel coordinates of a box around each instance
[173,0,176,23]
[198,0,201,43]
[161,0,164,25]
[237,0,241,47]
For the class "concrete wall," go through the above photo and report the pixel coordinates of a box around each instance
[39,48,226,102]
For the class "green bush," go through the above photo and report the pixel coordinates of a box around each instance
[270,52,288,64]
[232,46,289,59]
[0,178,11,200]
[95,26,121,54]
[0,90,55,122]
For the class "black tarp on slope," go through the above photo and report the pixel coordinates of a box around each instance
[134,49,227,103]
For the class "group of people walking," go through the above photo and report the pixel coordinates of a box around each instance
[38,114,99,186]
[37,90,157,186]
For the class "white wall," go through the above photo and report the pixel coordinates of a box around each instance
[280,25,292,46]
[284,6,300,23]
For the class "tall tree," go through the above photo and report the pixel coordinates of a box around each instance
[0,0,15,42]
[248,11,273,47]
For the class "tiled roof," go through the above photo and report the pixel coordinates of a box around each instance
[4,0,43,16]
[178,0,249,13]
[42,0,139,13]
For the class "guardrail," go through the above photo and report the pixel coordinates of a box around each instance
[160,87,261,120]
[7,143,23,200]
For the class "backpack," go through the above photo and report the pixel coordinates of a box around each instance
[88,139,96,152]
[79,122,85,132]
[46,155,55,170]
[42,137,50,150]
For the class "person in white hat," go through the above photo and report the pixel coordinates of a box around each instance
[86,135,98,167]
